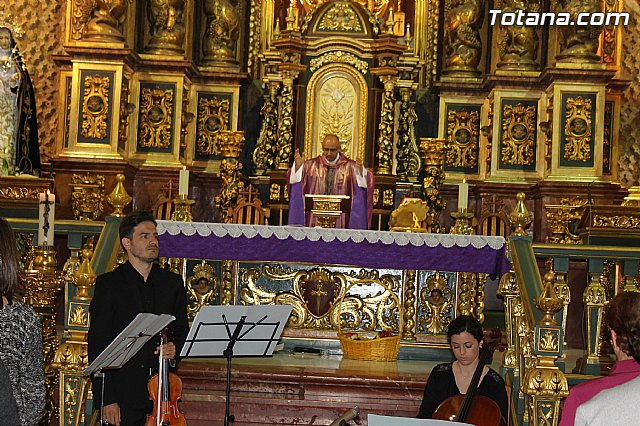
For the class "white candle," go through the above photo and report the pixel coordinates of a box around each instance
[458,178,469,211]
[179,166,189,196]
[38,190,55,246]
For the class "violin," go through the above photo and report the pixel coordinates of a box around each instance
[432,329,506,426]
[146,329,187,426]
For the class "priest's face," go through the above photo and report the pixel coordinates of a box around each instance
[321,135,340,162]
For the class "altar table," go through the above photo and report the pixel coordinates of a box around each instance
[157,221,510,276]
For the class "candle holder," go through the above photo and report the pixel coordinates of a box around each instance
[171,194,195,222]
[450,208,475,235]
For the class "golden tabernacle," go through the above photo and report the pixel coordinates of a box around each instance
[1,0,640,425]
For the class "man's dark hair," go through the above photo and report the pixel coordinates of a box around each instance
[119,210,157,242]
[607,291,640,362]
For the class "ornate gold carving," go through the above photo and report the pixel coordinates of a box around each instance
[197,97,230,156]
[318,2,362,32]
[403,270,417,339]
[442,0,483,75]
[564,96,592,162]
[419,138,450,233]
[220,260,234,305]
[241,265,400,331]
[396,88,420,181]
[186,261,219,321]
[301,0,390,20]
[139,87,174,149]
[253,81,279,173]
[382,189,394,207]
[202,0,240,64]
[622,186,640,207]
[310,51,368,74]
[601,0,620,65]
[593,214,640,229]
[146,0,186,54]
[0,186,40,200]
[495,0,540,70]
[446,109,479,169]
[275,72,297,169]
[498,270,519,369]
[71,173,105,221]
[544,199,585,244]
[215,131,246,222]
[509,192,532,236]
[270,183,280,201]
[556,0,601,62]
[376,75,396,174]
[501,103,536,166]
[246,0,262,76]
[106,173,132,217]
[22,247,66,423]
[81,75,110,140]
[418,272,453,335]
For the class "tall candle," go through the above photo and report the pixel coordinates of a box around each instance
[38,190,55,246]
[179,166,189,196]
[458,178,469,211]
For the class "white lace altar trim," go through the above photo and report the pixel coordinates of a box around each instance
[156,221,506,250]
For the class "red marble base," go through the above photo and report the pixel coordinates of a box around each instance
[177,356,428,425]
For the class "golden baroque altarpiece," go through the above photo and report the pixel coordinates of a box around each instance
[0,0,638,425]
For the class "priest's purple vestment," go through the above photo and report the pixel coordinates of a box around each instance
[287,154,374,229]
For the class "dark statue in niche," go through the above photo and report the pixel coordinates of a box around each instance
[496,0,539,69]
[82,0,130,41]
[442,0,484,75]
[0,26,39,176]
[146,0,186,53]
[556,0,601,61]
[201,0,240,64]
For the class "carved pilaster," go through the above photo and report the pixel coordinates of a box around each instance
[275,70,301,170]
[522,266,568,426]
[52,246,95,426]
[396,87,421,182]
[376,75,397,174]
[21,247,66,424]
[253,80,280,174]
[498,270,519,370]
[221,260,235,305]
[402,270,417,340]
[583,271,608,367]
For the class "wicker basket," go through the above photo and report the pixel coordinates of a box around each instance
[337,282,402,362]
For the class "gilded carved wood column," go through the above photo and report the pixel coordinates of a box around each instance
[253,79,281,174]
[375,75,397,175]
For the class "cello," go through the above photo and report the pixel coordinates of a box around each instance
[432,331,506,426]
[146,329,187,426]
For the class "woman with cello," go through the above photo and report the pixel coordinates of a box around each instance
[416,315,508,425]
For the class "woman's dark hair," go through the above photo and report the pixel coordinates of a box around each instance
[606,291,640,362]
[0,218,19,308]
[119,210,157,243]
[447,315,484,343]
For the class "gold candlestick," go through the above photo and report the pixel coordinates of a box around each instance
[171,194,195,222]
[450,208,475,235]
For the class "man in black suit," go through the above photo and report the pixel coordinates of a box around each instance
[88,211,188,425]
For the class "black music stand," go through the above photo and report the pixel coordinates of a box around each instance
[84,313,176,425]
[180,305,293,426]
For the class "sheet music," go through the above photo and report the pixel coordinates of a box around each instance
[85,313,175,376]
[180,305,292,358]
[368,414,472,426]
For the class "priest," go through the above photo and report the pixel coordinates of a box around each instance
[287,134,374,229]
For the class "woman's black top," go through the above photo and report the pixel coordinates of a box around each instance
[417,362,509,423]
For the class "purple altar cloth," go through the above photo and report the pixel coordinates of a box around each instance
[156,222,510,277]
